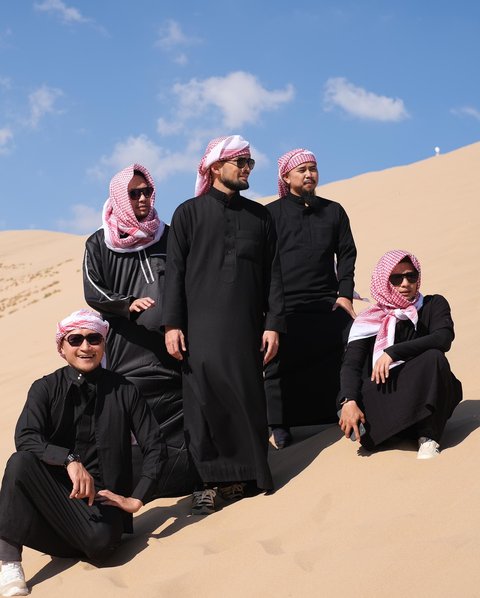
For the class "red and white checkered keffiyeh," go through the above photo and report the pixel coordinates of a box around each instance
[278,148,317,197]
[348,250,424,369]
[195,135,251,197]
[102,163,165,253]
[56,309,109,355]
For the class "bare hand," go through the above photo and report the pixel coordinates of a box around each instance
[66,461,95,506]
[129,297,156,313]
[261,330,279,365]
[339,401,366,441]
[95,489,143,513]
[165,327,187,360]
[371,352,393,384]
[332,297,356,319]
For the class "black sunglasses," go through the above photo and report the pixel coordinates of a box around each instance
[224,157,255,170]
[65,333,104,347]
[389,271,419,286]
[128,187,154,201]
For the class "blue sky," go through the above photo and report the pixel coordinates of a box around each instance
[0,0,479,233]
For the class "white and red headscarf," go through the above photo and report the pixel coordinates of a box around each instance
[56,309,109,355]
[278,148,317,198]
[348,250,424,369]
[102,163,165,253]
[195,135,251,197]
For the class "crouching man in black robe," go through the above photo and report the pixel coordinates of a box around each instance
[83,164,194,497]
[0,310,166,597]
[163,135,286,515]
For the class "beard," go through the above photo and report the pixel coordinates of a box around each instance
[221,174,250,192]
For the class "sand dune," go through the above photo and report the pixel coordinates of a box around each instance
[0,142,479,597]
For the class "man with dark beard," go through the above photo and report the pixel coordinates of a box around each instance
[264,148,357,449]
[163,135,285,515]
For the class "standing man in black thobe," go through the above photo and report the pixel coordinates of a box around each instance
[0,310,166,597]
[83,164,193,497]
[163,135,285,515]
[264,148,357,449]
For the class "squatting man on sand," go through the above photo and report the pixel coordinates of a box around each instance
[0,310,166,597]
[337,250,462,458]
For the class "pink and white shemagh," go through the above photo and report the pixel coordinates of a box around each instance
[195,135,251,197]
[277,148,317,198]
[56,309,109,355]
[102,163,165,253]
[348,250,424,369]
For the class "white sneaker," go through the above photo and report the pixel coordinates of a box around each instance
[417,437,440,460]
[0,562,29,597]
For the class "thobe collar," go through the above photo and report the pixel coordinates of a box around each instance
[66,365,102,387]
[284,191,323,211]
[208,186,242,208]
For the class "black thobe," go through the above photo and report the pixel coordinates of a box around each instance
[0,366,166,560]
[264,193,357,426]
[162,187,285,490]
[83,229,194,497]
[338,294,463,447]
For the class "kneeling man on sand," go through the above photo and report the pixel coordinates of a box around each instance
[0,309,166,597]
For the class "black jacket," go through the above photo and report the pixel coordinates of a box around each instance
[15,366,167,532]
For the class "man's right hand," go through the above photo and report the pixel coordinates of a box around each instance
[339,401,366,442]
[165,327,187,360]
[66,461,95,506]
[129,297,156,313]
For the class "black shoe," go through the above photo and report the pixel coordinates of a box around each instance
[269,427,292,450]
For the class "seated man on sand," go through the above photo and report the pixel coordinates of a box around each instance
[338,250,462,458]
[0,310,166,597]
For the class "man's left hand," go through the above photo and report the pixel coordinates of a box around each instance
[261,330,279,365]
[371,352,393,384]
[95,490,143,513]
[332,296,356,319]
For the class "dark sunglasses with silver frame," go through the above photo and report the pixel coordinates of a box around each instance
[389,271,419,286]
[128,186,154,201]
[64,333,104,347]
[223,157,255,170]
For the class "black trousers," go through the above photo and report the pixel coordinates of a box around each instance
[264,309,353,427]
[0,452,124,562]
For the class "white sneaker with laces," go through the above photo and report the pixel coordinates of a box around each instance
[417,437,440,460]
[0,561,29,597]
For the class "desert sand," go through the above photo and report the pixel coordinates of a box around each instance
[1,141,479,597]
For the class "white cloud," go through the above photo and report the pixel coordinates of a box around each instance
[56,204,102,234]
[0,127,13,154]
[157,117,184,136]
[324,77,409,122]
[174,53,188,66]
[27,85,63,128]
[451,106,480,121]
[172,71,295,128]
[0,76,11,91]
[89,134,200,183]
[155,19,200,48]
[34,0,89,23]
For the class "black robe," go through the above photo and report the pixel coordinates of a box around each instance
[162,187,285,490]
[264,193,357,425]
[83,228,194,497]
[338,294,463,447]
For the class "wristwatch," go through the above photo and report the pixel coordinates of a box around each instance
[339,397,354,407]
[64,453,81,467]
